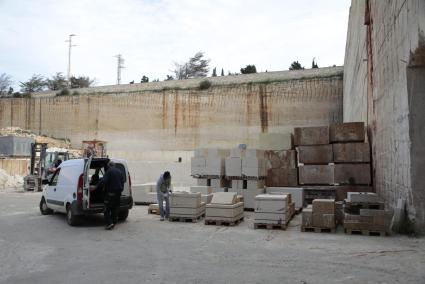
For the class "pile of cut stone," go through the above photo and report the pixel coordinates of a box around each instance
[253,193,295,230]
[301,199,336,233]
[191,149,229,192]
[168,192,206,222]
[343,192,390,236]
[205,192,244,226]
[190,186,213,204]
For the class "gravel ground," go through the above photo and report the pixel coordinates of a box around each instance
[0,190,424,284]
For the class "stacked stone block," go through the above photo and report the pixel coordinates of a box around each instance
[205,192,244,226]
[301,199,336,232]
[169,192,206,222]
[253,194,295,229]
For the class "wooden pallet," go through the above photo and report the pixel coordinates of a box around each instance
[344,228,386,236]
[253,222,288,230]
[301,226,336,233]
[169,213,205,223]
[204,217,244,226]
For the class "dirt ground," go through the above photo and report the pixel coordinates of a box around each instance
[0,190,424,284]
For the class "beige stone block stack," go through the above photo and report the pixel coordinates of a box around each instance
[266,187,304,211]
[192,148,229,192]
[343,192,390,235]
[253,194,294,229]
[301,199,336,232]
[169,192,205,222]
[205,192,244,225]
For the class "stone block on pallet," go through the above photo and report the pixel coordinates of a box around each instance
[258,133,293,150]
[302,208,313,228]
[247,179,265,190]
[265,168,298,187]
[334,186,373,201]
[332,143,370,163]
[211,192,237,205]
[196,178,208,186]
[294,126,329,146]
[334,164,371,185]
[230,148,246,158]
[254,212,290,223]
[243,187,265,209]
[170,202,206,216]
[298,145,333,164]
[205,157,224,176]
[312,199,335,214]
[266,187,304,209]
[210,178,228,189]
[190,186,212,195]
[205,202,244,218]
[170,192,202,208]
[312,213,335,228]
[329,122,365,143]
[225,157,242,177]
[347,192,380,203]
[255,194,288,213]
[264,150,297,169]
[298,165,334,185]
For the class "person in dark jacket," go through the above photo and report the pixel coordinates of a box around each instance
[97,161,125,230]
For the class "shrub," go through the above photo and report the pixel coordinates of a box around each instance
[199,80,212,90]
[56,89,70,96]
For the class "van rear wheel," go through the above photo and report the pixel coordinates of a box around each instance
[118,209,129,221]
[39,198,53,215]
[66,204,79,226]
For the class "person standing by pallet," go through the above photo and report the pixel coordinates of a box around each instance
[97,161,126,230]
[156,171,172,221]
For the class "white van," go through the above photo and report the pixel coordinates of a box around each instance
[39,157,133,226]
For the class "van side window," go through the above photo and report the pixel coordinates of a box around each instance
[50,169,61,186]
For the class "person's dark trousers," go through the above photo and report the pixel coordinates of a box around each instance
[104,192,120,226]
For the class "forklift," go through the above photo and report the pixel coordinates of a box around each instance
[23,143,70,191]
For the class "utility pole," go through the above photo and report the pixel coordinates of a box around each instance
[115,54,125,85]
[66,34,76,86]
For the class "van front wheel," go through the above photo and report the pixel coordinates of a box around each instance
[66,204,79,226]
[118,209,129,221]
[40,198,53,215]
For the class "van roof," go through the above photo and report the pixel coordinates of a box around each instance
[59,158,126,168]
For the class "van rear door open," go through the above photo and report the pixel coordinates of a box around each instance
[82,156,92,210]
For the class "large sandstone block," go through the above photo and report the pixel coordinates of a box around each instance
[265,168,298,187]
[332,143,370,163]
[201,194,213,204]
[329,122,365,143]
[334,164,371,185]
[196,178,208,186]
[170,192,202,208]
[258,133,293,150]
[230,147,246,158]
[225,157,242,176]
[243,187,265,209]
[230,179,244,190]
[205,157,225,176]
[205,202,244,218]
[255,194,288,213]
[190,186,212,195]
[302,208,313,227]
[266,187,304,209]
[312,199,335,214]
[334,185,373,201]
[210,178,228,188]
[298,165,334,185]
[294,126,329,146]
[247,179,265,190]
[194,148,208,157]
[211,192,237,204]
[264,150,297,169]
[347,192,381,203]
[242,157,266,177]
[298,145,333,164]
[191,157,206,176]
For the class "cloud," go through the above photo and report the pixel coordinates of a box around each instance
[0,0,351,89]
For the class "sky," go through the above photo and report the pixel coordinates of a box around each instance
[0,0,351,90]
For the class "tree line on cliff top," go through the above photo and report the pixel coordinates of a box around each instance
[0,52,321,97]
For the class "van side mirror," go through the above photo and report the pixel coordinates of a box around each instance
[42,179,50,185]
